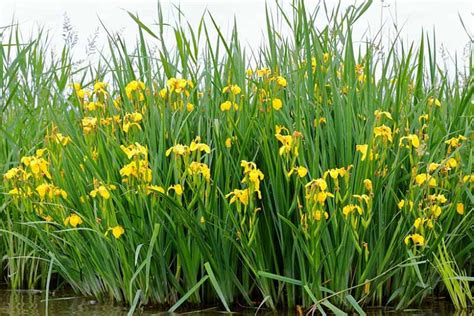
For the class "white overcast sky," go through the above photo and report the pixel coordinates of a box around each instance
[1,0,472,68]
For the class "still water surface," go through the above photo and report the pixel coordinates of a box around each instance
[0,289,465,316]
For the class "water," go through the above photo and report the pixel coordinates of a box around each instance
[0,290,128,316]
[0,289,465,315]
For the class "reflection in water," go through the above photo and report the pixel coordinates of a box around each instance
[0,290,128,316]
[0,289,468,315]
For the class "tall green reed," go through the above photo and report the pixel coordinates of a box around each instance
[0,1,472,313]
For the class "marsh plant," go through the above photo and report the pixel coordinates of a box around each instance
[0,0,472,313]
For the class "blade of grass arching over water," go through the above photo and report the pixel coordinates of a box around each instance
[204,262,230,312]
[168,275,209,313]
[127,290,142,316]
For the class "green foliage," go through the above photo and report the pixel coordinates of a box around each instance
[0,1,472,313]
[434,242,473,310]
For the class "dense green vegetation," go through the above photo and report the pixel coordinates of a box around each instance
[0,1,472,313]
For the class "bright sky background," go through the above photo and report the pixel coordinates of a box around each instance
[1,0,472,70]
